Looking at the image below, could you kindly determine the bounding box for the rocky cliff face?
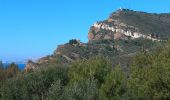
[89,22,160,41]
[88,9,170,41]
[25,9,170,70]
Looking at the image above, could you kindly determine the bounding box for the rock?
[88,32,95,40]
[25,60,37,72]
[104,35,112,40]
[114,33,123,40]
[25,9,170,71]
[108,18,113,22]
[62,55,74,62]
[87,9,170,41]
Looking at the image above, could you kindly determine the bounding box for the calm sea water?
[3,63,26,70]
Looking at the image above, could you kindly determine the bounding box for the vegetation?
[0,62,20,82]
[0,62,21,99]
[69,39,80,45]
[1,41,170,100]
[109,9,170,39]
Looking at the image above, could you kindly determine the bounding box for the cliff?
[88,9,170,41]
[25,9,170,70]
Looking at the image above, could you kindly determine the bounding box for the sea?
[3,63,26,70]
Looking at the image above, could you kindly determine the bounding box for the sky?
[0,0,170,62]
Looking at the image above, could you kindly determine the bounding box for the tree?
[5,62,20,79]
[128,44,170,99]
[65,57,112,100]
[99,65,127,100]
[68,56,112,86]
[64,77,99,100]
[0,61,3,70]
[0,78,24,100]
[0,61,5,84]
[69,39,80,45]
[46,80,64,100]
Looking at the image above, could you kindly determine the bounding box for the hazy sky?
[0,0,170,62]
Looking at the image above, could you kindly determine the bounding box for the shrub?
[5,63,20,79]
[64,77,99,100]
[99,65,127,100]
[68,56,112,85]
[0,66,69,100]
[128,44,170,99]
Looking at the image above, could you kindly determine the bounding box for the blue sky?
[0,0,170,62]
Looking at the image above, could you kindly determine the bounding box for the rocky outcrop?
[88,8,170,41]
[89,20,161,41]
[25,60,38,72]
[25,9,170,71]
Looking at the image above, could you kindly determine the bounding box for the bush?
[46,80,64,100]
[128,44,170,99]
[5,63,20,79]
[68,56,112,85]
[2,42,170,99]
[0,78,24,100]
[64,77,99,100]
[99,65,127,100]
[0,66,69,100]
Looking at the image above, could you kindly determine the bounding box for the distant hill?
[25,9,170,71]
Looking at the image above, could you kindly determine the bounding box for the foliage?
[0,61,5,81]
[68,57,112,85]
[0,61,3,70]
[45,57,112,100]
[99,65,127,100]
[128,44,170,99]
[69,39,80,45]
[0,66,68,100]
[5,63,20,79]
[1,42,170,99]
[0,62,20,91]
[63,77,99,100]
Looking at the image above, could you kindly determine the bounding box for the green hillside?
[1,9,170,100]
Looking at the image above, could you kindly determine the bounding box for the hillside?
[1,41,170,99]
[1,9,170,100]
[89,9,170,41]
[25,9,170,71]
